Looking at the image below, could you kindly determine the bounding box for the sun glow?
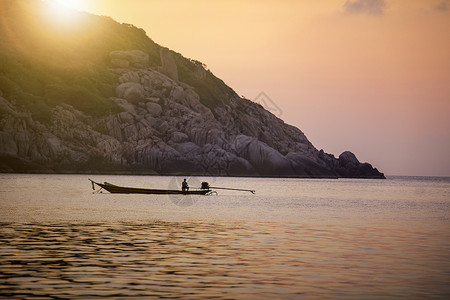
[44,0,87,25]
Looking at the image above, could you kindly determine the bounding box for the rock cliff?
[0,0,384,178]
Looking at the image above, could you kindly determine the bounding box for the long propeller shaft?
[209,186,255,194]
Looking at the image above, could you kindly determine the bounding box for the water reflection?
[1,221,449,299]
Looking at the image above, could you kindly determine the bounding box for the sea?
[0,174,449,299]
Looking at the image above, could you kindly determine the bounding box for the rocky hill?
[0,0,384,178]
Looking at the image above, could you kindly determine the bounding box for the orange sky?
[49,0,450,176]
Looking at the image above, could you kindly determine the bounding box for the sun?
[44,0,88,25]
[47,0,88,11]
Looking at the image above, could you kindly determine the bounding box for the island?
[0,0,384,179]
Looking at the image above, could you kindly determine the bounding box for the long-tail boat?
[88,179,255,195]
[89,179,211,195]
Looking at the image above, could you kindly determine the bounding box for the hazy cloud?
[435,1,449,12]
[343,0,387,16]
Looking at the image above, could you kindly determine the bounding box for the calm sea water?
[0,174,449,299]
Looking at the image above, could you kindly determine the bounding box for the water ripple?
[1,221,449,299]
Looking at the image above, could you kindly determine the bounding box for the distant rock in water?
[0,0,385,179]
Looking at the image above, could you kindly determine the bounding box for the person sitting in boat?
[182,178,189,192]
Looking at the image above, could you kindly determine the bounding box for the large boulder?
[116,82,144,103]
[336,151,385,178]
[119,71,140,83]
[145,102,162,117]
[339,151,360,167]
[110,50,149,69]
[232,135,294,176]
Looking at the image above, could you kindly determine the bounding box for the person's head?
[183,178,186,181]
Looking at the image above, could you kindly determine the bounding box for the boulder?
[170,86,185,103]
[144,115,158,127]
[158,121,169,134]
[119,71,140,83]
[136,119,154,140]
[110,50,149,69]
[336,151,385,178]
[184,89,210,114]
[145,102,162,117]
[170,131,189,143]
[116,82,144,103]
[339,151,360,167]
[127,50,149,68]
[188,126,223,146]
[110,98,136,114]
[232,135,294,176]
[117,112,134,124]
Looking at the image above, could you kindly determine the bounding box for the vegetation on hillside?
[173,53,236,108]
[0,0,158,121]
[0,0,237,123]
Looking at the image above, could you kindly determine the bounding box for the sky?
[48,0,450,176]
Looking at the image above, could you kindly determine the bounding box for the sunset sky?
[48,0,450,176]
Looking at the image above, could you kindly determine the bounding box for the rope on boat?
[88,178,103,193]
